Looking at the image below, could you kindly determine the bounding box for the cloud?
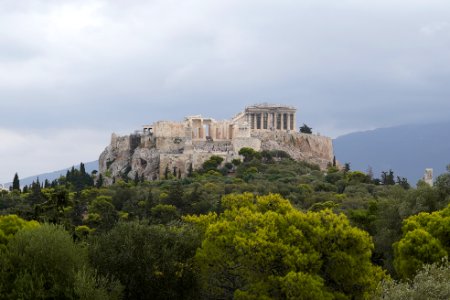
[0,128,109,183]
[420,22,450,36]
[1,0,450,176]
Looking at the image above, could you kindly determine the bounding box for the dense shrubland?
[1,151,450,299]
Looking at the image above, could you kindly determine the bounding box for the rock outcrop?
[99,131,334,184]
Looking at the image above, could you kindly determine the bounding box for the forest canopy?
[1,153,450,299]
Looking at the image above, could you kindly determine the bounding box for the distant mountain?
[2,161,99,189]
[333,122,450,184]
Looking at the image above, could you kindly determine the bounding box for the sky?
[1,0,450,182]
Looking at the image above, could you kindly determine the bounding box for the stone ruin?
[99,104,334,183]
[423,168,433,186]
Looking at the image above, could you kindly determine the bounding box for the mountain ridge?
[2,161,98,189]
[333,122,450,184]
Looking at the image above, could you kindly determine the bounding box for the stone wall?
[153,121,186,138]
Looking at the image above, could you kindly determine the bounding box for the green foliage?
[85,196,118,232]
[377,259,450,300]
[201,155,224,172]
[0,224,121,299]
[186,193,386,299]
[435,168,450,197]
[0,215,39,245]
[12,173,20,192]
[299,123,312,134]
[231,158,242,166]
[394,203,450,279]
[238,147,261,162]
[150,204,179,224]
[2,153,450,298]
[89,221,200,300]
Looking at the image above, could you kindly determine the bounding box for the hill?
[2,161,98,188]
[333,122,450,184]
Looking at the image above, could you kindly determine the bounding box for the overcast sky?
[1,0,450,182]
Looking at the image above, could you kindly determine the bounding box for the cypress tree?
[12,173,20,192]
[188,163,193,177]
[164,165,170,180]
[80,162,86,175]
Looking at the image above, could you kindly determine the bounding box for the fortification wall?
[153,121,186,138]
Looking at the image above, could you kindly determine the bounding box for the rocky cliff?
[99,131,334,184]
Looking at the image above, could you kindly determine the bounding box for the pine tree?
[12,173,20,192]
[344,163,351,173]
[299,124,313,134]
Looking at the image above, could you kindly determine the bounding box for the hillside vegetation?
[1,149,450,299]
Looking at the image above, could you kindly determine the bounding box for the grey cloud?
[1,0,450,136]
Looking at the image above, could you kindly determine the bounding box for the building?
[100,104,333,183]
[142,103,297,142]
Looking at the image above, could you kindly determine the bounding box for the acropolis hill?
[99,104,334,183]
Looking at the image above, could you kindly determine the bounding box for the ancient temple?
[243,104,296,131]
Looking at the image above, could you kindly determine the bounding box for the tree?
[435,166,450,196]
[299,124,312,134]
[377,259,450,299]
[96,174,104,188]
[164,165,170,180]
[238,147,260,162]
[187,163,193,177]
[396,176,410,189]
[381,170,395,185]
[344,162,351,173]
[202,155,224,172]
[80,162,86,175]
[89,222,200,300]
[134,172,139,185]
[44,179,50,188]
[185,193,386,299]
[12,173,20,192]
[150,204,179,224]
[0,215,39,245]
[85,196,119,232]
[393,203,450,279]
[0,224,122,299]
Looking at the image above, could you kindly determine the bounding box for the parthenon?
[245,104,296,131]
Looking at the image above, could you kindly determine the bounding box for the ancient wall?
[153,121,186,138]
[232,137,262,153]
